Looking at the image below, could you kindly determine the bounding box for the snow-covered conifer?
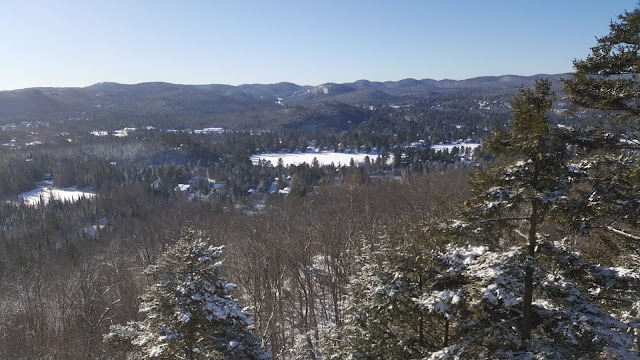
[422,79,640,357]
[421,241,640,359]
[324,222,640,358]
[104,225,270,360]
[467,79,571,342]
[323,226,461,359]
[561,7,640,244]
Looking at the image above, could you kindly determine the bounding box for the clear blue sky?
[0,0,637,90]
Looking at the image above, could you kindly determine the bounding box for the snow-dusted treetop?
[105,225,271,360]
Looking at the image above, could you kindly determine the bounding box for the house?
[175,184,191,192]
[42,173,54,181]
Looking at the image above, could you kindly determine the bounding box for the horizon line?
[0,72,574,92]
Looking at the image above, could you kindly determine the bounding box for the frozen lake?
[19,181,96,206]
[251,143,482,167]
[250,152,382,167]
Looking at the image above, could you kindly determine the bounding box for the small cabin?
[42,173,53,181]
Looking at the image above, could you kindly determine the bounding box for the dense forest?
[1,8,640,360]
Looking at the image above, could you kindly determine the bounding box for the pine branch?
[97,298,122,326]
[479,216,531,223]
[595,296,635,304]
[605,225,640,241]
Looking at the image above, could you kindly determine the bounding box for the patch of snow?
[415,290,462,318]
[568,160,593,174]
[19,185,96,206]
[557,124,574,131]
[177,311,192,323]
[194,127,224,134]
[482,282,521,307]
[176,184,190,192]
[149,345,164,357]
[113,128,136,137]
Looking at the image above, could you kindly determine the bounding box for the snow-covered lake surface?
[250,152,381,167]
[19,181,96,206]
[251,143,482,167]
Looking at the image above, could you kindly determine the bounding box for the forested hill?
[0,74,569,131]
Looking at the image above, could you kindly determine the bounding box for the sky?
[0,1,638,90]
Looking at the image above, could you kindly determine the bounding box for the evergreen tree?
[325,218,640,359]
[563,8,640,125]
[562,7,640,244]
[419,239,640,359]
[421,80,640,358]
[468,79,567,342]
[323,225,454,359]
[104,225,270,360]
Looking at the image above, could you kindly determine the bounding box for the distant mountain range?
[0,74,570,129]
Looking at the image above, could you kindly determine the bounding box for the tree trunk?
[418,273,424,347]
[521,153,542,346]
[444,317,449,347]
[522,197,538,344]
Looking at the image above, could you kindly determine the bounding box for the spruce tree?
[104,225,270,360]
[325,219,640,359]
[470,79,566,343]
[562,7,640,243]
[563,8,640,125]
[418,240,640,359]
[423,80,640,358]
[323,224,465,359]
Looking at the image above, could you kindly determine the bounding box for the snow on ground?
[194,127,224,134]
[113,128,137,137]
[19,182,96,206]
[250,152,381,167]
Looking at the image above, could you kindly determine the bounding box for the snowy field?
[250,152,382,167]
[19,182,96,206]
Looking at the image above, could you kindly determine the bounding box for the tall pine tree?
[562,7,640,244]
[470,79,566,343]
